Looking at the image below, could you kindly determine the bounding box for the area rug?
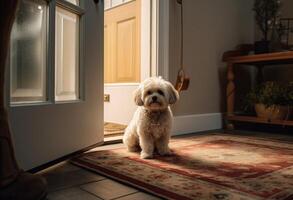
[71,134,293,200]
[104,122,126,137]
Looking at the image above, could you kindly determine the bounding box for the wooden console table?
[223,51,293,128]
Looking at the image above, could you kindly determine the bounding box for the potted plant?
[253,0,281,54]
[246,82,292,120]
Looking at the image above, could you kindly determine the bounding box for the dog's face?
[134,77,179,111]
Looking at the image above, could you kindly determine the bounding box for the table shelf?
[223,51,293,65]
[227,115,293,126]
[223,50,293,129]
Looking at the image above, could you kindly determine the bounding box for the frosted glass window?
[55,7,79,101]
[64,0,79,5]
[10,0,47,103]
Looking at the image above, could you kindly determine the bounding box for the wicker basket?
[255,104,291,120]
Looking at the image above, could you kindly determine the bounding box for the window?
[10,0,84,104]
[10,0,47,103]
[55,7,79,101]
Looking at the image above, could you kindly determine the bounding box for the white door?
[7,0,104,170]
[104,0,151,125]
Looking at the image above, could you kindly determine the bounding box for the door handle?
[93,0,99,4]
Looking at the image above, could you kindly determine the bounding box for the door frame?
[150,0,169,80]
[142,0,170,79]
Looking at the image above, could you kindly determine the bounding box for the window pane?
[55,7,79,101]
[10,0,47,103]
[64,0,79,5]
[112,0,123,7]
[104,0,111,10]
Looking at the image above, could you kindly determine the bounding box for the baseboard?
[172,113,223,136]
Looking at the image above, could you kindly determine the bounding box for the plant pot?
[254,104,291,120]
[254,40,270,54]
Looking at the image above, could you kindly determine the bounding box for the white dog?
[123,77,179,159]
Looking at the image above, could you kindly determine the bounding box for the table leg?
[226,63,235,129]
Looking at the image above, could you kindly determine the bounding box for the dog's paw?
[140,152,153,159]
[158,149,174,156]
[127,146,140,152]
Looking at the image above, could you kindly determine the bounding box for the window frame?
[9,0,85,106]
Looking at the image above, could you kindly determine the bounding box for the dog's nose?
[152,96,157,101]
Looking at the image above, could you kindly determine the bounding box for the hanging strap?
[175,0,189,92]
[179,0,183,71]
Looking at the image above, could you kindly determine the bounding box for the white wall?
[281,0,293,18]
[169,0,255,116]
[167,0,255,133]
[104,85,138,125]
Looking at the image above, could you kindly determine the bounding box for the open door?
[7,0,104,170]
[104,0,151,135]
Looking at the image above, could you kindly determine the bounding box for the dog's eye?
[147,91,152,95]
[157,90,164,96]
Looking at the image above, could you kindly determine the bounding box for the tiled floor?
[39,145,162,200]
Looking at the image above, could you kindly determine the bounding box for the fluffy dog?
[123,77,179,159]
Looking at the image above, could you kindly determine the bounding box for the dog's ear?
[166,82,179,104]
[134,87,144,106]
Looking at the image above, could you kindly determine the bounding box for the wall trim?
[172,113,223,136]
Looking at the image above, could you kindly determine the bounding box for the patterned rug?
[71,134,293,200]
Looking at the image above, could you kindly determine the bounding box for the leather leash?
[175,0,190,92]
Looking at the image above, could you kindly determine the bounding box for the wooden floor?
[40,157,162,200]
[40,130,293,200]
